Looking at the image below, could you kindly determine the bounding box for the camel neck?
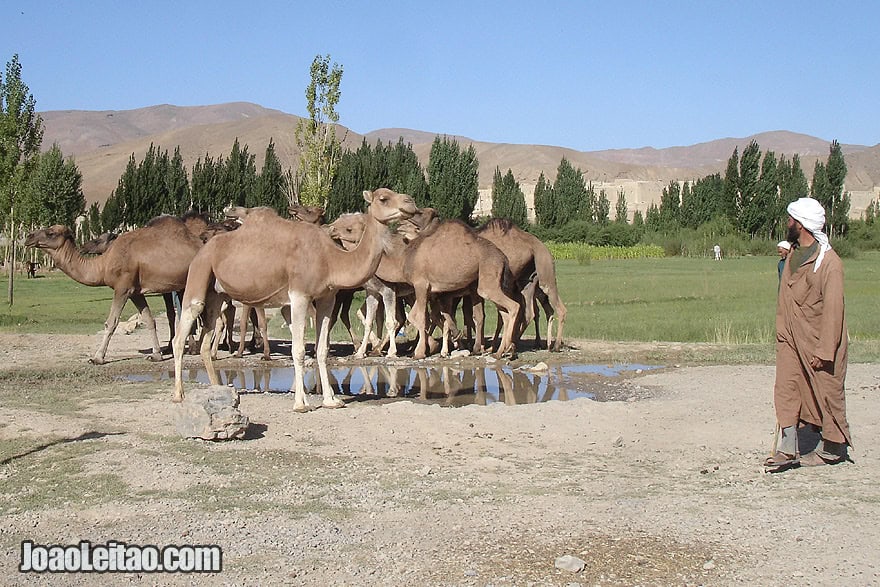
[331,213,387,290]
[51,238,106,286]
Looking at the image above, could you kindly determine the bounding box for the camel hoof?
[293,403,313,413]
[260,356,272,362]
[353,352,366,360]
[88,357,106,365]
[323,398,346,409]
[146,353,163,362]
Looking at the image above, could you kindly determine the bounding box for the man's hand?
[810,356,828,370]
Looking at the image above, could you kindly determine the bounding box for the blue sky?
[2,1,878,151]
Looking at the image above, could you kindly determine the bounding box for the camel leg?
[255,307,270,360]
[287,294,314,412]
[235,304,249,358]
[314,294,345,409]
[470,296,486,355]
[479,286,520,360]
[172,298,204,402]
[162,292,177,351]
[408,286,430,360]
[130,294,163,362]
[91,290,131,364]
[354,294,378,359]
[198,293,223,388]
[381,289,398,358]
[541,285,567,352]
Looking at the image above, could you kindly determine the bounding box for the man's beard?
[787,224,800,243]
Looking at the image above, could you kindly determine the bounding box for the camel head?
[288,203,326,225]
[24,225,75,251]
[326,213,366,251]
[398,206,440,242]
[363,188,417,224]
[224,205,279,225]
[199,219,239,243]
[80,232,118,254]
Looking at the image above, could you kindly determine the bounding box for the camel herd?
[24,188,567,411]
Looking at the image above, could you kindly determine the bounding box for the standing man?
[776,240,791,284]
[713,244,722,261]
[766,197,851,471]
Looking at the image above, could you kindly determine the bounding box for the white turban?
[787,197,831,271]
[776,240,791,250]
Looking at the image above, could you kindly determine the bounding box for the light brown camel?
[476,218,567,351]
[399,218,521,360]
[25,216,204,364]
[171,188,417,408]
[326,213,419,358]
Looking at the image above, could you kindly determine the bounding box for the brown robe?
[774,245,851,446]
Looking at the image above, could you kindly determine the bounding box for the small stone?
[702,560,716,570]
[612,436,624,448]
[528,361,549,372]
[174,386,249,440]
[555,554,586,572]
[450,350,471,358]
[464,569,477,577]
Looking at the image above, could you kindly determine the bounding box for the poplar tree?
[294,54,344,207]
[1,54,44,304]
[533,172,556,227]
[21,143,84,228]
[253,139,288,213]
[490,167,527,226]
[426,136,478,221]
[614,188,628,223]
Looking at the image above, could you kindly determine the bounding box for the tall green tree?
[293,54,344,207]
[614,187,628,223]
[223,138,257,208]
[736,140,762,235]
[426,136,479,221]
[824,140,850,237]
[490,167,528,226]
[20,143,84,229]
[595,187,611,225]
[721,146,740,219]
[533,171,557,227]
[191,153,225,215]
[553,157,586,225]
[1,54,44,304]
[252,139,288,213]
[659,180,681,231]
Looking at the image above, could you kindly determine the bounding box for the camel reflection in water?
[174,363,586,406]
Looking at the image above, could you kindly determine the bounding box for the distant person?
[713,244,722,261]
[776,240,791,284]
[765,197,851,472]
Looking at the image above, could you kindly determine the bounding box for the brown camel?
[25,216,204,364]
[399,218,521,360]
[171,188,417,408]
[476,218,567,351]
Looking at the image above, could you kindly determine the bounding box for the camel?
[398,218,521,360]
[25,215,204,364]
[476,218,567,351]
[171,188,418,409]
[326,213,418,358]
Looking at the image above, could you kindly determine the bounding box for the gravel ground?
[1,326,878,586]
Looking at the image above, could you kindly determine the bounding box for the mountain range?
[40,102,880,218]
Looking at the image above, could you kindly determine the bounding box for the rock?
[175,386,250,440]
[527,361,549,372]
[450,350,471,358]
[702,560,716,570]
[612,436,624,448]
[554,554,585,572]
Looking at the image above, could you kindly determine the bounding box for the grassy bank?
[3,251,878,361]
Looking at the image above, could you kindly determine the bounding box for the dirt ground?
[0,324,878,586]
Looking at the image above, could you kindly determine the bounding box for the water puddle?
[128,362,662,407]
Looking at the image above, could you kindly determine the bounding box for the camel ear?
[363,190,373,204]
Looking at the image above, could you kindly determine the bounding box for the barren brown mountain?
[40,102,880,216]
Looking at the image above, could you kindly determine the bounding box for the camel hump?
[479,217,517,235]
[146,214,185,228]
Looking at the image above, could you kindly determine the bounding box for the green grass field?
[3,252,878,361]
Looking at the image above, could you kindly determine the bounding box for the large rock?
[174,386,249,440]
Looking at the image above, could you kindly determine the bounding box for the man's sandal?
[799,451,845,467]
[764,451,799,471]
